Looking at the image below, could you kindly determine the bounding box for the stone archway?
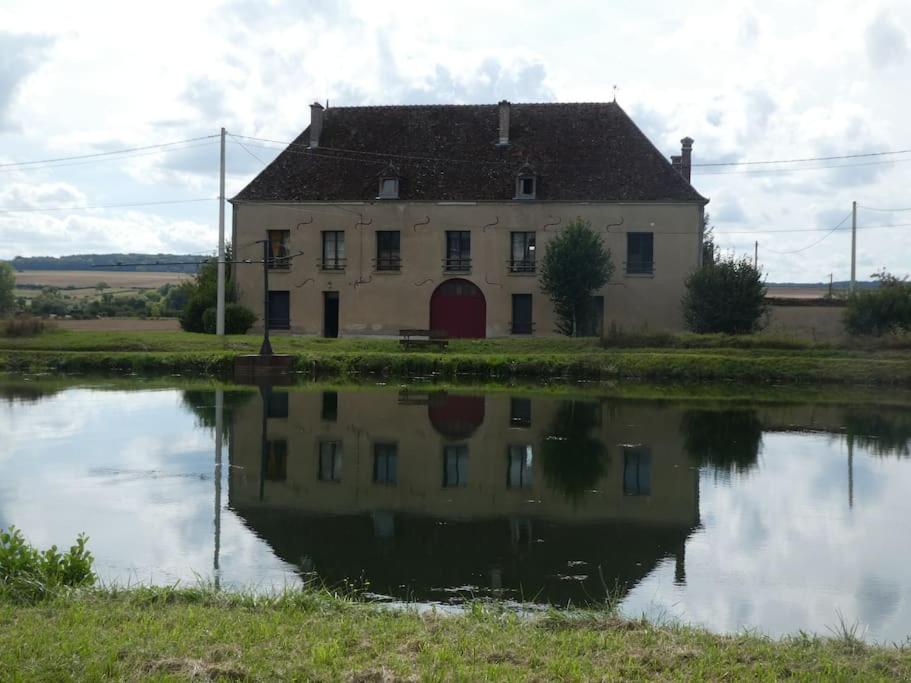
[429,278,486,339]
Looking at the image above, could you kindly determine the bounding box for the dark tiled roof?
[232,102,707,203]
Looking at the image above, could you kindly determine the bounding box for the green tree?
[178,245,256,334]
[701,212,717,266]
[682,256,768,334]
[843,270,911,336]
[539,219,613,336]
[0,262,14,317]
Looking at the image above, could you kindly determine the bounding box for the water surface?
[1,378,910,642]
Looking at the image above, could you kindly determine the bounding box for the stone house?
[230,101,708,337]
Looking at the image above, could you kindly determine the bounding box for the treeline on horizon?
[10,254,207,274]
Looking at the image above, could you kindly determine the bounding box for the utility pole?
[850,200,857,293]
[216,127,227,336]
[828,273,833,299]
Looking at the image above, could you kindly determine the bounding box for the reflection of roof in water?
[234,506,694,606]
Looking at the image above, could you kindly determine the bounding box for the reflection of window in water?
[321,392,338,422]
[265,439,287,481]
[373,442,398,485]
[443,445,469,487]
[510,397,531,428]
[266,391,288,419]
[372,511,395,540]
[510,518,533,548]
[318,440,343,482]
[507,444,534,489]
[623,446,651,495]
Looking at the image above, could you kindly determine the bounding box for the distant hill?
[769,280,878,290]
[10,254,208,274]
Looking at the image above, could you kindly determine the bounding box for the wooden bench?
[399,328,449,351]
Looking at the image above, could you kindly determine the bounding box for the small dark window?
[443,445,469,487]
[376,231,401,271]
[321,391,338,422]
[445,231,471,271]
[265,439,287,481]
[623,447,651,495]
[507,444,533,489]
[318,440,342,482]
[516,176,536,199]
[267,230,291,269]
[373,443,398,485]
[511,294,533,334]
[626,232,654,274]
[509,232,536,272]
[510,397,531,427]
[378,177,399,199]
[321,231,346,271]
[265,390,288,419]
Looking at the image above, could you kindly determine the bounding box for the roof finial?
[612,85,618,103]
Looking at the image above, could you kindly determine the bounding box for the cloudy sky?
[1,0,909,281]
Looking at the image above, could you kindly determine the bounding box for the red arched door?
[430,279,486,339]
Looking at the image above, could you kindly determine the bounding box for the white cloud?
[866,12,908,68]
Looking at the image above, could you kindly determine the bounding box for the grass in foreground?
[1,587,909,681]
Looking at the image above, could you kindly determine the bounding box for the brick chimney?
[679,137,694,182]
[497,100,511,146]
[309,101,324,149]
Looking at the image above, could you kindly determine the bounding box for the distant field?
[14,270,191,289]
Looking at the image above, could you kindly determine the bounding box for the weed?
[0,526,95,602]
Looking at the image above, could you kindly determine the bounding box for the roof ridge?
[325,101,622,110]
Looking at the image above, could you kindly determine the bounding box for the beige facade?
[232,199,705,337]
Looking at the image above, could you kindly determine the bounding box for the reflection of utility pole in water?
[214,389,224,590]
[847,433,854,510]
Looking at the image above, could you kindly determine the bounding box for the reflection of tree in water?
[540,401,608,500]
[843,409,911,457]
[181,389,255,442]
[681,409,762,476]
[0,383,60,404]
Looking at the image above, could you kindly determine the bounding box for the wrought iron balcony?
[318,257,347,272]
[373,255,402,272]
[508,258,536,274]
[625,259,655,275]
[443,257,471,272]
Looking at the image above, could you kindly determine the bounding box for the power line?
[859,204,911,212]
[692,148,911,167]
[0,135,220,169]
[0,197,216,213]
[229,137,270,167]
[762,212,853,255]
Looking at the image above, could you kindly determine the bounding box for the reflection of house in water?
[228,389,701,605]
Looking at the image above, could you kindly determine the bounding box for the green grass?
[1,589,909,681]
[2,330,911,385]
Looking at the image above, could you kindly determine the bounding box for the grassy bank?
[2,588,909,681]
[2,330,911,385]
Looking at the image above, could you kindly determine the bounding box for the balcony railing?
[374,255,402,272]
[508,258,536,274]
[318,257,347,272]
[443,257,471,272]
[625,259,655,275]
[267,251,291,270]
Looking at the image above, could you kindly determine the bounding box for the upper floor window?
[509,231,536,272]
[444,231,471,272]
[626,232,654,275]
[378,177,399,199]
[321,231,346,271]
[375,231,401,271]
[267,229,290,269]
[443,445,469,487]
[623,446,651,496]
[318,440,343,482]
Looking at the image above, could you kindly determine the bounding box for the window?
[265,390,288,419]
[626,232,654,275]
[510,397,531,428]
[375,231,401,271]
[507,444,534,489]
[378,177,399,199]
[444,231,471,271]
[442,445,469,487]
[373,443,398,485]
[516,175,536,199]
[623,446,652,496]
[321,391,338,422]
[321,231,346,271]
[318,440,343,482]
[265,439,287,481]
[267,229,290,269]
[511,294,533,334]
[509,232,536,272]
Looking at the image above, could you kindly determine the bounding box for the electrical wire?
[0,135,220,169]
[762,212,853,255]
[230,137,272,167]
[860,205,911,212]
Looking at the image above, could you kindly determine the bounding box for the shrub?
[0,261,14,317]
[0,526,95,602]
[202,303,257,334]
[844,271,911,336]
[683,257,768,334]
[1,315,53,337]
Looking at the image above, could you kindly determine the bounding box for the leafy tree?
[843,270,911,336]
[701,212,717,266]
[0,262,14,317]
[179,245,256,334]
[539,219,613,336]
[682,256,768,334]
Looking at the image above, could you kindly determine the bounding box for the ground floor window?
[507,444,534,489]
[443,445,469,487]
[373,443,398,485]
[318,440,343,482]
[511,293,533,334]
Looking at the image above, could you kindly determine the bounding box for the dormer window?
[514,163,537,200]
[377,163,400,199]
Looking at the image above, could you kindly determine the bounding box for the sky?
[1,0,909,282]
